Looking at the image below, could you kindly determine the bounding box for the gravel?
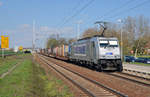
[46,56,150,97]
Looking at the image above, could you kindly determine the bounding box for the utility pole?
[76,20,82,40]
[1,32,4,58]
[1,32,8,58]
[134,39,140,58]
[120,26,123,60]
[2,47,4,58]
[117,19,123,60]
[32,20,35,52]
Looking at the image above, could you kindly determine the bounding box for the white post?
[77,23,80,39]
[121,28,123,60]
[1,32,5,58]
[117,19,123,61]
[2,48,4,58]
[76,20,82,40]
[32,20,35,52]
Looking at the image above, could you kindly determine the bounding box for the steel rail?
[39,55,96,97]
[107,73,150,87]
[40,54,128,97]
[120,72,150,81]
[124,69,150,76]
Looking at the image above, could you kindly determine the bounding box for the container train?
[40,36,123,72]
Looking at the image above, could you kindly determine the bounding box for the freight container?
[53,45,69,59]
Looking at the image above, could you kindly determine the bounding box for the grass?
[0,50,15,55]
[29,60,73,97]
[0,50,23,56]
[0,57,32,97]
[124,55,150,57]
[124,62,150,66]
[0,54,73,97]
[136,55,150,58]
[0,55,21,76]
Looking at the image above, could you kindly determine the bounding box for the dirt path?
[0,61,22,79]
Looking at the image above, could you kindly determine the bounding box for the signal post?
[1,35,9,58]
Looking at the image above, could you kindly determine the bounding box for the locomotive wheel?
[117,65,123,72]
[96,65,102,72]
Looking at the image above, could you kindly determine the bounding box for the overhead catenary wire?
[57,0,149,38]
[56,0,85,27]
[83,0,138,29]
[98,0,137,20]
[84,0,150,30]
[58,0,95,28]
[107,0,150,19]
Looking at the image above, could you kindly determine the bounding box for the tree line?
[46,15,150,56]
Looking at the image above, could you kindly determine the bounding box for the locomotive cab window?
[99,40,118,47]
[99,40,109,47]
[109,40,118,47]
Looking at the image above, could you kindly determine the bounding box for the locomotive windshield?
[99,40,109,47]
[99,40,118,47]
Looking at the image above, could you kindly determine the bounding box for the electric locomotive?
[69,36,123,71]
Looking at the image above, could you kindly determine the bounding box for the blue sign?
[74,45,86,54]
[106,52,113,55]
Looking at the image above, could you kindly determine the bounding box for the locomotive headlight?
[100,55,106,59]
[115,55,120,58]
[102,56,105,58]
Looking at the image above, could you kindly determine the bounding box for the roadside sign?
[1,36,9,48]
[19,46,23,51]
[130,50,134,54]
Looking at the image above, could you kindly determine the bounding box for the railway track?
[123,69,150,79]
[50,54,150,87]
[121,71,150,80]
[39,54,150,97]
[106,72,150,87]
[39,54,127,97]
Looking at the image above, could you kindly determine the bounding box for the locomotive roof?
[77,36,118,41]
[70,36,118,45]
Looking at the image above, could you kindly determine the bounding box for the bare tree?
[81,15,150,56]
[134,15,150,57]
[82,27,98,38]
[46,38,59,49]
[68,38,76,44]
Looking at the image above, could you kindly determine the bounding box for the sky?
[0,0,150,48]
